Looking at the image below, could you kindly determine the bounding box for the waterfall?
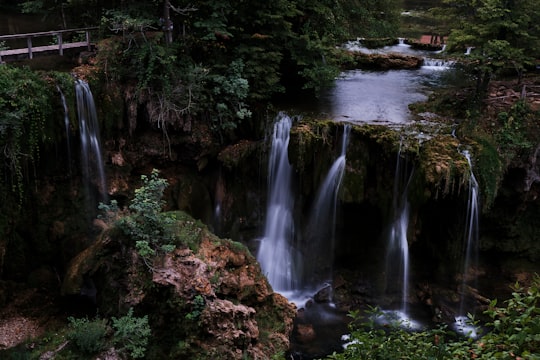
[75,79,107,202]
[385,141,413,314]
[257,113,297,293]
[304,124,351,288]
[212,170,225,236]
[452,150,480,338]
[422,58,455,70]
[459,150,480,315]
[57,85,72,175]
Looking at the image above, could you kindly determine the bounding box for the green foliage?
[67,316,108,354]
[112,169,176,267]
[93,0,403,142]
[209,59,252,138]
[478,277,540,358]
[327,276,540,359]
[0,65,54,202]
[436,0,540,90]
[111,308,151,359]
[496,100,533,160]
[474,136,503,210]
[185,294,206,321]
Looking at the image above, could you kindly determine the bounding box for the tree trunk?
[163,0,173,45]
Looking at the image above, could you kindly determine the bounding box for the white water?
[257,113,297,292]
[75,79,107,201]
[385,141,413,313]
[57,85,72,175]
[304,124,351,288]
[459,150,480,315]
[449,150,481,339]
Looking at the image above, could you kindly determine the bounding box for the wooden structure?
[0,27,98,62]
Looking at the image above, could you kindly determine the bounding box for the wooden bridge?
[0,27,98,63]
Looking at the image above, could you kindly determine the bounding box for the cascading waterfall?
[454,150,480,337]
[385,140,413,314]
[75,79,107,202]
[57,85,72,175]
[304,124,351,288]
[257,113,297,293]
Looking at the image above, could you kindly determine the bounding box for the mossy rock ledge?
[287,118,471,206]
[61,212,296,359]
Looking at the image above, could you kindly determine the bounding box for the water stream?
[385,141,413,314]
[57,85,72,175]
[303,124,351,290]
[453,149,480,338]
[75,79,107,203]
[257,113,297,293]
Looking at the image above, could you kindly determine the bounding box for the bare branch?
[169,3,198,15]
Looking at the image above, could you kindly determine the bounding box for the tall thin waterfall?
[57,85,72,175]
[385,141,413,313]
[75,79,107,202]
[304,124,351,288]
[459,150,480,315]
[257,113,297,292]
[452,150,480,338]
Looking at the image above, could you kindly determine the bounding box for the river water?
[280,42,452,125]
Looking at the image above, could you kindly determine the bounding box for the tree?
[439,0,540,91]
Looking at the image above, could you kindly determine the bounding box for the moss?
[471,136,504,210]
[217,140,260,169]
[416,134,471,200]
[167,211,205,253]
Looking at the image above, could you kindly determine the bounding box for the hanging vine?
[0,66,55,203]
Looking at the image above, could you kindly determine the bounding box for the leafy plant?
[101,169,176,268]
[209,58,251,141]
[496,100,533,160]
[111,308,151,359]
[185,294,206,321]
[0,66,53,202]
[327,276,540,359]
[67,316,108,354]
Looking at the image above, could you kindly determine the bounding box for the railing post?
[27,37,33,59]
[85,30,91,51]
[58,33,63,55]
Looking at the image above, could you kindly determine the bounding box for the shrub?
[67,316,108,354]
[112,308,151,359]
[100,169,176,269]
[328,275,540,359]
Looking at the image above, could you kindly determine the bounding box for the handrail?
[0,27,98,41]
[0,27,99,62]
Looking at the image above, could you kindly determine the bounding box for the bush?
[328,275,540,359]
[100,169,176,269]
[112,308,151,359]
[67,316,108,354]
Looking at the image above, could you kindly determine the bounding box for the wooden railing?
[0,27,98,62]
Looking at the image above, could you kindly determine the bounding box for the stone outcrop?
[61,213,296,359]
[342,50,424,70]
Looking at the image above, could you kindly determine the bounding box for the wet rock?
[295,323,316,343]
[314,284,332,303]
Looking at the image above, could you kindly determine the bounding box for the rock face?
[62,215,296,359]
[343,50,424,70]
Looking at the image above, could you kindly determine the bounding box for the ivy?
[0,66,54,202]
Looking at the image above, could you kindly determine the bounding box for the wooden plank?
[0,27,98,41]
[0,42,91,57]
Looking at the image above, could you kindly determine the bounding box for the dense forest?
[1,0,540,359]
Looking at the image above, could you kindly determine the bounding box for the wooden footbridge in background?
[0,27,98,63]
